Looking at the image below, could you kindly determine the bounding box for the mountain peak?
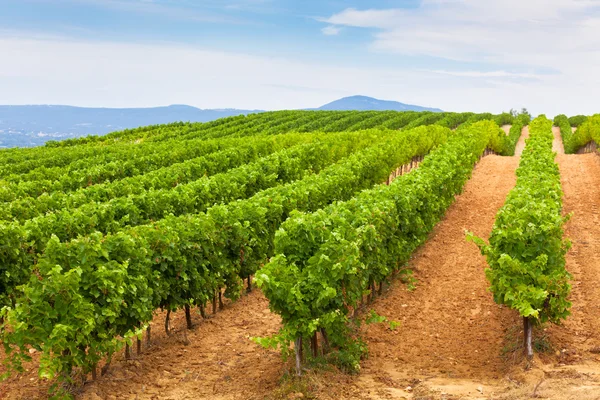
[317,95,442,112]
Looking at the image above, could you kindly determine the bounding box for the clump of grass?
[399,269,418,291]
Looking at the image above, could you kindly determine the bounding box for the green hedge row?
[257,120,508,373]
[470,116,571,357]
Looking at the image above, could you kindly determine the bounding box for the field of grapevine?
[2,110,600,399]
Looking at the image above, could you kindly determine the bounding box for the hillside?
[0,96,442,147]
[3,111,600,400]
[317,95,442,112]
[0,105,261,147]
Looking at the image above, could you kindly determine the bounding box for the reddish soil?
[545,153,600,369]
[1,291,286,400]
[501,125,511,135]
[552,126,566,154]
[329,154,521,399]
[6,133,600,400]
[362,155,520,376]
[514,125,529,156]
[80,292,284,400]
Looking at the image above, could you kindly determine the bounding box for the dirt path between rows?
[535,153,600,396]
[514,126,529,156]
[77,292,284,400]
[553,126,566,154]
[330,154,521,399]
[324,134,600,400]
[8,131,600,400]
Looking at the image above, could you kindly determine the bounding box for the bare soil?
[501,125,511,135]
[314,143,600,400]
[1,291,286,400]
[514,126,529,156]
[322,154,521,399]
[552,126,566,154]
[80,291,285,400]
[5,134,600,400]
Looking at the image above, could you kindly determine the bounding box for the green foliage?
[364,310,387,325]
[364,310,400,331]
[258,120,505,372]
[0,133,312,220]
[568,115,588,127]
[554,114,576,153]
[435,112,475,129]
[400,270,418,292]
[469,116,571,331]
[0,132,380,310]
[561,115,600,153]
[500,114,529,156]
[388,320,401,331]
[0,110,522,394]
[494,112,515,126]
[1,123,452,391]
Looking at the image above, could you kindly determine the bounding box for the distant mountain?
[0,96,441,148]
[0,105,262,147]
[317,95,442,112]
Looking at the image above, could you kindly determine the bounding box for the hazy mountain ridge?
[0,105,261,147]
[316,95,442,112]
[0,96,441,147]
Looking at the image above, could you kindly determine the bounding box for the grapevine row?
[470,115,571,358]
[555,114,600,154]
[1,125,450,394]
[0,133,312,220]
[0,111,404,187]
[256,120,510,374]
[0,131,382,306]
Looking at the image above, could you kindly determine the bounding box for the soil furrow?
[550,153,600,360]
[339,154,521,399]
[79,292,283,400]
[514,125,530,156]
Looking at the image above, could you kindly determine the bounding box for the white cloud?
[321,25,342,36]
[316,1,600,116]
[0,33,598,116]
[0,36,425,110]
[424,70,543,79]
[323,2,600,69]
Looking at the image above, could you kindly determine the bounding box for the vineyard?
[2,110,600,399]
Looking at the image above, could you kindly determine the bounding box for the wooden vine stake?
[295,335,303,376]
[165,309,171,336]
[212,292,217,314]
[310,332,319,358]
[185,304,193,329]
[146,326,151,346]
[125,343,131,360]
[320,328,330,353]
[137,338,142,355]
[524,317,533,359]
[219,290,224,310]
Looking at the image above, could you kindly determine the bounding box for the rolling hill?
[0,96,442,147]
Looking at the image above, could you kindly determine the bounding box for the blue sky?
[2,0,600,115]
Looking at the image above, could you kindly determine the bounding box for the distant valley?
[0,96,441,147]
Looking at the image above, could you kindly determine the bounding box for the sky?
[2,0,600,115]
